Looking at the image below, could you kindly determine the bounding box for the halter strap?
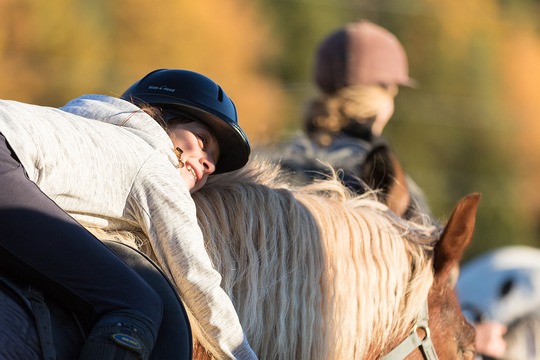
[381,301,438,360]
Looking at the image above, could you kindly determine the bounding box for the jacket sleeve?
[125,153,257,359]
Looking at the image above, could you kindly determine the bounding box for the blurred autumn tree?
[0,0,286,142]
[383,0,540,258]
[378,0,534,258]
[2,0,540,260]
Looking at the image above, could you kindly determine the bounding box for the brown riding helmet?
[314,20,415,94]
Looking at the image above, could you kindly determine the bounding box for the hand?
[475,321,507,358]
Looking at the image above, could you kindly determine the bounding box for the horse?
[456,246,540,359]
[189,158,478,359]
[0,158,478,359]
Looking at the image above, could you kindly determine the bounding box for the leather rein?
[381,301,439,360]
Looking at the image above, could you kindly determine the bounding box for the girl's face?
[371,85,397,137]
[168,121,220,192]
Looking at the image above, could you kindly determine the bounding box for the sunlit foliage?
[2,0,540,258]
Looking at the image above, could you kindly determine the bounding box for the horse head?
[428,193,479,360]
[381,193,480,360]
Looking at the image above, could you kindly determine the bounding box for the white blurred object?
[457,246,540,324]
[457,246,540,360]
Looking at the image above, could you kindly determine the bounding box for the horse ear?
[361,143,411,217]
[433,193,481,281]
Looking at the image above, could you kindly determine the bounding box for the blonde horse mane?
[86,157,440,359]
[191,157,439,359]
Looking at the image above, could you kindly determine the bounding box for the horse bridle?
[381,301,439,360]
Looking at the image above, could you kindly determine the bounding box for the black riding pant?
[0,132,162,335]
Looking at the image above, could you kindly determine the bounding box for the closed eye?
[196,133,209,150]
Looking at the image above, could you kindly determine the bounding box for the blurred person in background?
[274,19,431,218]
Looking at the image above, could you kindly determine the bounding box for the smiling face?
[168,121,220,192]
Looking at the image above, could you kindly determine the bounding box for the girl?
[0,69,256,359]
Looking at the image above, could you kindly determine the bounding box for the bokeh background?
[2,0,540,261]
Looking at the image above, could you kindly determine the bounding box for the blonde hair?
[304,84,397,145]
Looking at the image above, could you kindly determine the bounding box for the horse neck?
[194,162,435,359]
[296,191,434,357]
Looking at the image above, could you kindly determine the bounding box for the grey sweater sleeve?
[126,155,258,359]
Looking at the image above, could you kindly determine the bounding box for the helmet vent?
[217,86,224,102]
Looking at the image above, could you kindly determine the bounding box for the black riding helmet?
[121,69,250,174]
